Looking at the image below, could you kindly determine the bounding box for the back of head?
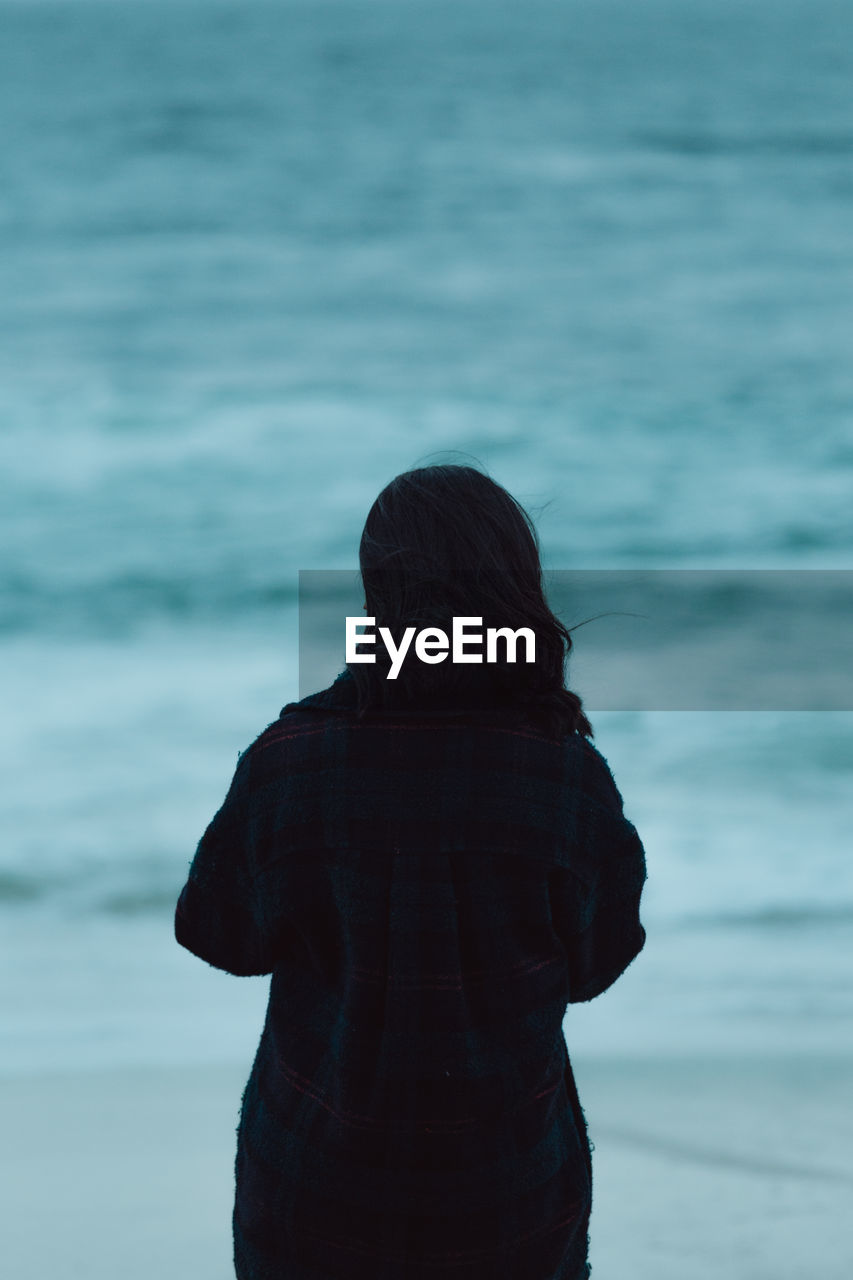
[353,464,593,740]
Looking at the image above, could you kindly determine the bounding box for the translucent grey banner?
[298,569,853,710]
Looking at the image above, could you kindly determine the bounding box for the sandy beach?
[576,1054,853,1280]
[2,1052,850,1280]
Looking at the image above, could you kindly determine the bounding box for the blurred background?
[1,1,851,1275]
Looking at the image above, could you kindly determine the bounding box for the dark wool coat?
[174,668,647,1280]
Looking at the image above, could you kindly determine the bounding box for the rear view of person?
[175,463,648,1279]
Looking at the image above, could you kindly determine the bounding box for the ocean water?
[1,0,851,1071]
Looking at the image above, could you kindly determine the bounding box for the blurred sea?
[1,0,851,1071]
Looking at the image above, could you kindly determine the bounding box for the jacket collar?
[280,668,358,718]
[280,666,522,723]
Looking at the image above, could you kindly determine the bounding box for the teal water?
[1,0,851,1068]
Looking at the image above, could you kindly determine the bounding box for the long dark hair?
[350,464,593,740]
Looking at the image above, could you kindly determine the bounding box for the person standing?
[175,463,647,1279]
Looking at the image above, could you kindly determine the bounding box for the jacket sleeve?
[174,744,277,976]
[549,740,647,1004]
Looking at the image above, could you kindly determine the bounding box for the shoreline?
[2,1053,850,1279]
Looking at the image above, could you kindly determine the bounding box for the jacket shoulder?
[575,736,631,816]
[240,708,324,762]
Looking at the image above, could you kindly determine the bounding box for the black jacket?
[175,668,647,1280]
